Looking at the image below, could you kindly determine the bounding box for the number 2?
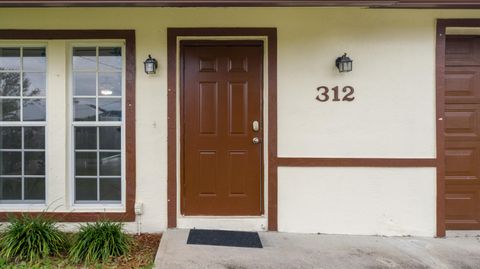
[342,86,355,101]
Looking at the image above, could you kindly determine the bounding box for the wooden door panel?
[445,187,480,229]
[228,150,248,196]
[199,82,218,135]
[445,67,480,104]
[445,142,480,182]
[445,36,480,229]
[228,82,248,135]
[198,151,218,196]
[446,36,480,66]
[181,41,263,216]
[445,104,480,140]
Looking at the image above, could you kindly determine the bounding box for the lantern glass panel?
[145,62,155,74]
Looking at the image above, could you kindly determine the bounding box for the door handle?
[252,137,261,144]
[252,120,260,132]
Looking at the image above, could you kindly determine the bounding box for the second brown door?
[181,41,263,216]
[445,35,480,229]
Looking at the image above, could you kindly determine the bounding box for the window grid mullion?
[96,126,100,201]
[20,127,24,200]
[19,47,23,122]
[96,46,99,123]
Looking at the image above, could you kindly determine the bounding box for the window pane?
[100,152,121,176]
[75,178,97,201]
[98,72,121,96]
[75,152,97,176]
[23,99,46,121]
[99,47,121,71]
[23,48,46,71]
[0,99,20,121]
[75,127,97,150]
[0,178,21,200]
[0,72,21,96]
[0,48,20,70]
[98,98,121,121]
[0,127,21,149]
[24,127,45,149]
[24,177,45,200]
[99,126,121,150]
[24,152,45,175]
[0,152,21,175]
[23,72,46,96]
[99,178,121,201]
[73,47,96,70]
[73,72,96,96]
[73,98,96,121]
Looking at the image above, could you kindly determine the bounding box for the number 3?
[316,86,329,102]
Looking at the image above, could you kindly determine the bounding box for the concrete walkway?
[154,229,480,269]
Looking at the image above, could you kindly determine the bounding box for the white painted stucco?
[278,167,436,236]
[0,7,479,235]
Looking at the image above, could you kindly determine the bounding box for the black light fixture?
[144,55,158,74]
[335,53,353,73]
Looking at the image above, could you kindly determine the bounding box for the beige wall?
[0,7,480,235]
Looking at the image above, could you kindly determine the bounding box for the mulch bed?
[2,233,162,269]
[108,233,162,269]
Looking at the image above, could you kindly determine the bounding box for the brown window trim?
[0,30,136,222]
[167,28,278,230]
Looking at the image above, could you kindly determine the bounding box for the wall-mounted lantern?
[335,53,353,73]
[144,55,158,74]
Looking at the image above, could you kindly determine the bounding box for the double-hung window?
[0,46,47,203]
[71,45,124,205]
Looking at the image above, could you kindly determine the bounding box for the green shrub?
[69,221,131,264]
[0,215,67,262]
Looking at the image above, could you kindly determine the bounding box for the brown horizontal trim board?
[0,30,136,222]
[0,212,134,222]
[0,0,478,8]
[277,158,437,167]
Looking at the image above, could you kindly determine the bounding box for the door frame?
[167,28,277,230]
[436,19,480,237]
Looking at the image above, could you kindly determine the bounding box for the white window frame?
[0,42,48,206]
[67,41,126,209]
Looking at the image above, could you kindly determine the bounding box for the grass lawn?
[0,233,162,269]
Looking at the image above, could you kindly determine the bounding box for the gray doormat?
[187,229,263,248]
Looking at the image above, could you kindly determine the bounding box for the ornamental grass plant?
[69,220,132,264]
[0,215,67,263]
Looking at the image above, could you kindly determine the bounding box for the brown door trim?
[167,28,277,230]
[435,19,480,237]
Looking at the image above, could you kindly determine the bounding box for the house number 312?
[316,86,355,102]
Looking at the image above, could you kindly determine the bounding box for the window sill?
[69,204,125,213]
[0,204,46,211]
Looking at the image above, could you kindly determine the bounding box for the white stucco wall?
[278,167,437,236]
[0,7,479,235]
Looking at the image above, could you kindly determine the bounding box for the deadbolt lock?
[252,120,260,132]
[252,137,261,144]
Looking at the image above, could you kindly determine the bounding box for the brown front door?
[181,41,263,216]
[445,35,480,229]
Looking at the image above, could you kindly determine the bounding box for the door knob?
[252,137,260,144]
